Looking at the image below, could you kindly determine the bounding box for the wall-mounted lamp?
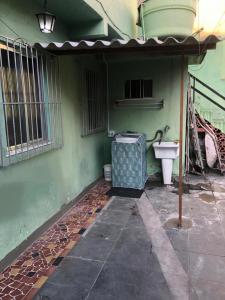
[36,0,56,33]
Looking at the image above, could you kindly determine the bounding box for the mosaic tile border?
[0,180,110,300]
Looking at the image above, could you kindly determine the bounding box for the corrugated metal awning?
[33,36,219,56]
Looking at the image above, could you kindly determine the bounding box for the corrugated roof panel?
[33,36,219,55]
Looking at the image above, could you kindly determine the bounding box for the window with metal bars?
[125,79,153,99]
[0,37,63,166]
[82,69,106,136]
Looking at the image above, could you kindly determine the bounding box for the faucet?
[146,125,170,144]
[159,125,170,144]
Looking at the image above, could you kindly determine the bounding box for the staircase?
[189,73,225,133]
[187,74,225,174]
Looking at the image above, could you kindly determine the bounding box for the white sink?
[116,137,138,143]
[153,142,179,159]
[153,142,179,185]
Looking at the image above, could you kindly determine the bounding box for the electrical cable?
[190,7,225,72]
[0,18,21,38]
[94,0,132,39]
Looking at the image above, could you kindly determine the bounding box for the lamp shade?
[36,12,56,33]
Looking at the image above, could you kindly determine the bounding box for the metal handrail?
[191,86,225,112]
[189,73,225,102]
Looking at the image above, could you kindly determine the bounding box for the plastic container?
[104,164,112,182]
[142,0,196,39]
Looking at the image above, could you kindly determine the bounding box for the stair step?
[197,128,205,133]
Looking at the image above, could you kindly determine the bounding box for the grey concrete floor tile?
[68,236,115,262]
[190,280,225,300]
[189,197,218,220]
[219,213,225,231]
[189,219,225,256]
[125,207,145,228]
[87,261,172,300]
[85,222,123,241]
[87,281,138,300]
[34,282,88,300]
[150,247,189,275]
[189,233,225,256]
[136,284,173,300]
[190,252,225,284]
[191,217,222,233]
[107,227,152,268]
[47,257,103,288]
[165,228,189,252]
[107,197,136,211]
[96,209,131,226]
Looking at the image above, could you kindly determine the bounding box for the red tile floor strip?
[0,180,111,300]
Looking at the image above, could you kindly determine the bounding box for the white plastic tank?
[142,0,197,39]
[104,164,112,182]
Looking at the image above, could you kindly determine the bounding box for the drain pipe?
[140,3,146,41]
[178,56,185,228]
[103,54,110,135]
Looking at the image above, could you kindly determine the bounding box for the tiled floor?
[0,180,110,300]
[1,174,225,300]
[35,174,225,300]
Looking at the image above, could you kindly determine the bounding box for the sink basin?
[116,137,138,143]
[153,142,179,185]
[153,142,179,159]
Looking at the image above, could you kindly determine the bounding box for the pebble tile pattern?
[0,180,110,300]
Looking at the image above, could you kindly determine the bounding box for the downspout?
[140,3,146,40]
[103,54,110,135]
[178,55,185,228]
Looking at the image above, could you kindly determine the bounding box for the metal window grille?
[82,69,106,136]
[0,37,63,167]
[125,79,153,99]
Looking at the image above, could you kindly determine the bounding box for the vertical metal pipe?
[6,39,17,156]
[50,58,56,146]
[129,80,131,99]
[45,57,52,146]
[58,57,63,146]
[30,46,40,150]
[0,45,9,165]
[54,57,59,146]
[40,55,47,141]
[13,41,23,155]
[20,42,30,157]
[35,49,45,153]
[178,56,185,228]
[140,4,146,41]
[193,77,195,104]
[186,85,189,174]
[25,45,35,151]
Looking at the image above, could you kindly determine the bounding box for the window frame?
[124,78,153,100]
[0,38,63,167]
[81,68,106,137]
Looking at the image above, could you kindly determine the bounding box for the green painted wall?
[189,40,225,132]
[0,0,110,261]
[107,56,187,175]
[0,0,138,42]
[0,0,68,43]
[0,54,107,261]
[85,0,138,39]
